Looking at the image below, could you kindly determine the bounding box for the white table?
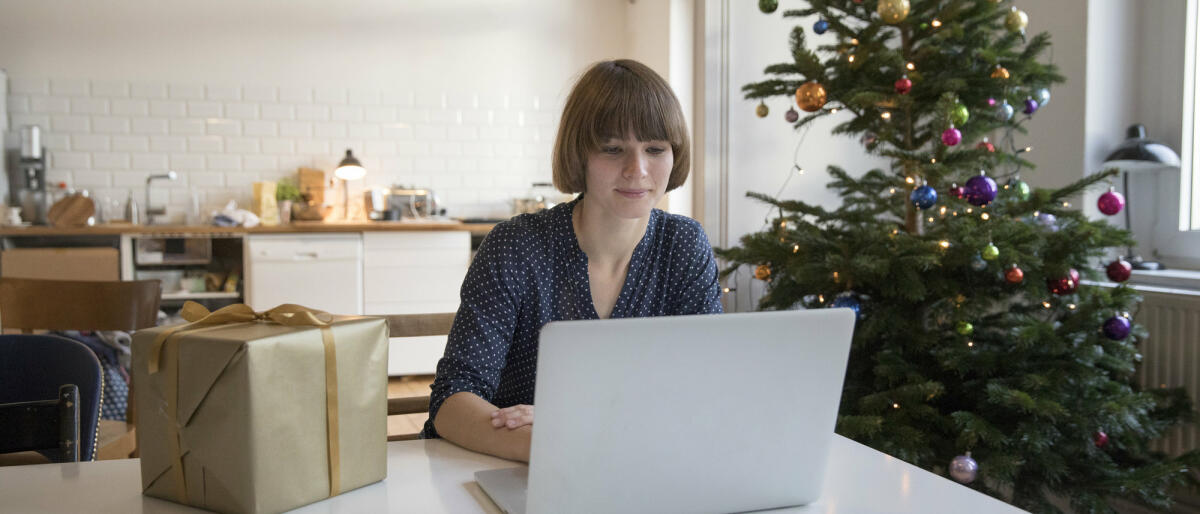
[0,436,1025,513]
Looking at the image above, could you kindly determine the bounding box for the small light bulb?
[931,158,937,164]
[797,167,806,175]
[952,211,958,216]
[851,38,859,45]
[928,217,934,223]
[892,403,900,409]
[939,206,947,215]
[1067,304,1077,310]
[931,19,942,28]
[966,208,974,214]
[1033,210,1041,217]
[1024,146,1033,153]
[938,240,950,249]
[981,213,990,220]
[818,295,825,303]
[849,54,856,63]
[780,220,787,228]
[881,112,892,120]
[1043,301,1052,309]
[832,271,840,281]
[967,341,975,347]
[906,62,916,70]
[722,287,731,293]
[829,108,840,114]
[1062,202,1071,208]
[906,176,915,184]
[793,244,800,253]
[889,187,897,194]
[891,228,900,235]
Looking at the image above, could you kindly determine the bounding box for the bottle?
[124,190,141,225]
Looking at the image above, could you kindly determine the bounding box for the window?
[1185,0,1200,229]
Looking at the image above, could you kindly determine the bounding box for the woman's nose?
[622,153,649,178]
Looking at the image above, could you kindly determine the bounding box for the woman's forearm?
[432,391,532,462]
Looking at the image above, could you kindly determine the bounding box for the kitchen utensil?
[47,194,96,227]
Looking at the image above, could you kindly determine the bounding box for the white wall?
[0,0,630,220]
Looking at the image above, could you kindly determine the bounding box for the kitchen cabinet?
[364,231,469,376]
[244,233,363,315]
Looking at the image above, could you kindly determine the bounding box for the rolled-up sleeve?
[423,225,528,437]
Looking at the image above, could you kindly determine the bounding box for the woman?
[422,59,722,461]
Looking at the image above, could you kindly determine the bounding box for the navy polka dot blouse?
[421,196,723,438]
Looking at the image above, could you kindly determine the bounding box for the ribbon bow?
[147,300,344,504]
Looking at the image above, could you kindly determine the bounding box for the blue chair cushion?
[0,335,103,460]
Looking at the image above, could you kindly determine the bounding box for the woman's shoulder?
[653,210,710,246]
[481,202,573,251]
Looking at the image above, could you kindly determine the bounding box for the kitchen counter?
[0,220,497,237]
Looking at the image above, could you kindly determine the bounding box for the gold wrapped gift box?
[132,302,389,514]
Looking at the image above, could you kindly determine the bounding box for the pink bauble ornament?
[895,76,913,95]
[1098,189,1125,215]
[1094,430,1109,448]
[942,127,962,146]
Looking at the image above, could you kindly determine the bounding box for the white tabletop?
[0,435,1024,513]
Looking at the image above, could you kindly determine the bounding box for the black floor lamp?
[1102,124,1181,271]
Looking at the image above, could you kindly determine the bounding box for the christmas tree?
[719,1,1200,512]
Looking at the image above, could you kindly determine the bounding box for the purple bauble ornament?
[949,453,979,484]
[785,107,799,123]
[1098,189,1125,215]
[964,173,998,206]
[1035,212,1059,232]
[1023,97,1040,114]
[942,127,962,146]
[987,97,997,106]
[1103,315,1132,340]
[1106,259,1132,282]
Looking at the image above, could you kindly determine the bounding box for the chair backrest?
[383,312,455,441]
[0,384,81,462]
[0,278,162,332]
[0,335,103,460]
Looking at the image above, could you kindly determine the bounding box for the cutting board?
[47,194,96,227]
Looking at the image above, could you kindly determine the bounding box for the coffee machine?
[7,125,48,225]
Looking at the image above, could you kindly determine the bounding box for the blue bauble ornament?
[1023,97,1040,115]
[1035,87,1051,107]
[814,19,830,35]
[1103,315,1132,340]
[995,100,1015,121]
[950,453,979,484]
[970,255,989,271]
[829,293,862,320]
[909,185,938,210]
[964,173,998,206]
[1035,212,1060,232]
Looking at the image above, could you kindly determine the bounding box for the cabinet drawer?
[363,249,470,269]
[363,231,469,250]
[365,268,462,303]
[247,234,361,261]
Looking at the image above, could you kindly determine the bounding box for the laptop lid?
[524,309,856,514]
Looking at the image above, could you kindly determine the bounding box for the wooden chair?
[0,336,98,463]
[383,312,455,441]
[0,278,162,463]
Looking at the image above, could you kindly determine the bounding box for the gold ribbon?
[148,301,342,504]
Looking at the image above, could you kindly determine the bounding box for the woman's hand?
[491,404,534,430]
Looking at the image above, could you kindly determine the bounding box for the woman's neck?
[572,197,650,271]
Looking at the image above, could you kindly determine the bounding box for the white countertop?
[0,436,1024,514]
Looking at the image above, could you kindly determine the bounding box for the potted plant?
[275,178,303,224]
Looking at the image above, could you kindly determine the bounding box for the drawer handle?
[293,252,319,260]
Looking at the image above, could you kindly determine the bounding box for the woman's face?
[583,133,673,220]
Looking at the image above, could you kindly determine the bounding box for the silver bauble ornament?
[950,453,979,484]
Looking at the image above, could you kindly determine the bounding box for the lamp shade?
[1102,124,1181,171]
[334,149,366,180]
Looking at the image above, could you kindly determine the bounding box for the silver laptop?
[475,308,856,514]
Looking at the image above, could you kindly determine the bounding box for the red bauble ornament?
[976,140,995,153]
[1094,430,1109,448]
[1047,268,1081,295]
[1106,259,1132,282]
[948,183,965,199]
[942,127,962,146]
[894,76,913,95]
[1005,265,1024,284]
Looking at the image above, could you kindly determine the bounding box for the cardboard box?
[1,247,119,281]
[133,306,388,514]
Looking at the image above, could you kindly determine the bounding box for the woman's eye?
[602,146,621,154]
[647,146,667,155]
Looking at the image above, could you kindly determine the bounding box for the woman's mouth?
[617,188,648,199]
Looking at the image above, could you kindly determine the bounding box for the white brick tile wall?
[32,97,70,113]
[53,115,90,133]
[51,79,89,97]
[72,134,111,151]
[9,75,563,217]
[112,135,150,152]
[91,81,130,98]
[71,98,109,115]
[92,117,131,134]
[132,118,169,135]
[112,99,149,116]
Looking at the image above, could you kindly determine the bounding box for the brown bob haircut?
[552,59,691,194]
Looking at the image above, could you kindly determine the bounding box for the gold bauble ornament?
[795,81,828,112]
[877,0,911,24]
[990,65,1011,80]
[755,101,769,118]
[1005,7,1029,33]
[755,264,772,280]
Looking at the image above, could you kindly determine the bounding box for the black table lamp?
[1102,124,1181,270]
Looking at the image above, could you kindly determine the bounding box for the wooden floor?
[388,375,434,438]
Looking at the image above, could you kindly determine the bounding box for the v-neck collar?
[562,195,659,320]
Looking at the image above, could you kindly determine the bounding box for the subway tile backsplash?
[4,77,561,220]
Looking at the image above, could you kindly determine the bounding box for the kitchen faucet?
[145,170,178,225]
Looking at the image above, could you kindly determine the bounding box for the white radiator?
[1135,288,1200,457]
